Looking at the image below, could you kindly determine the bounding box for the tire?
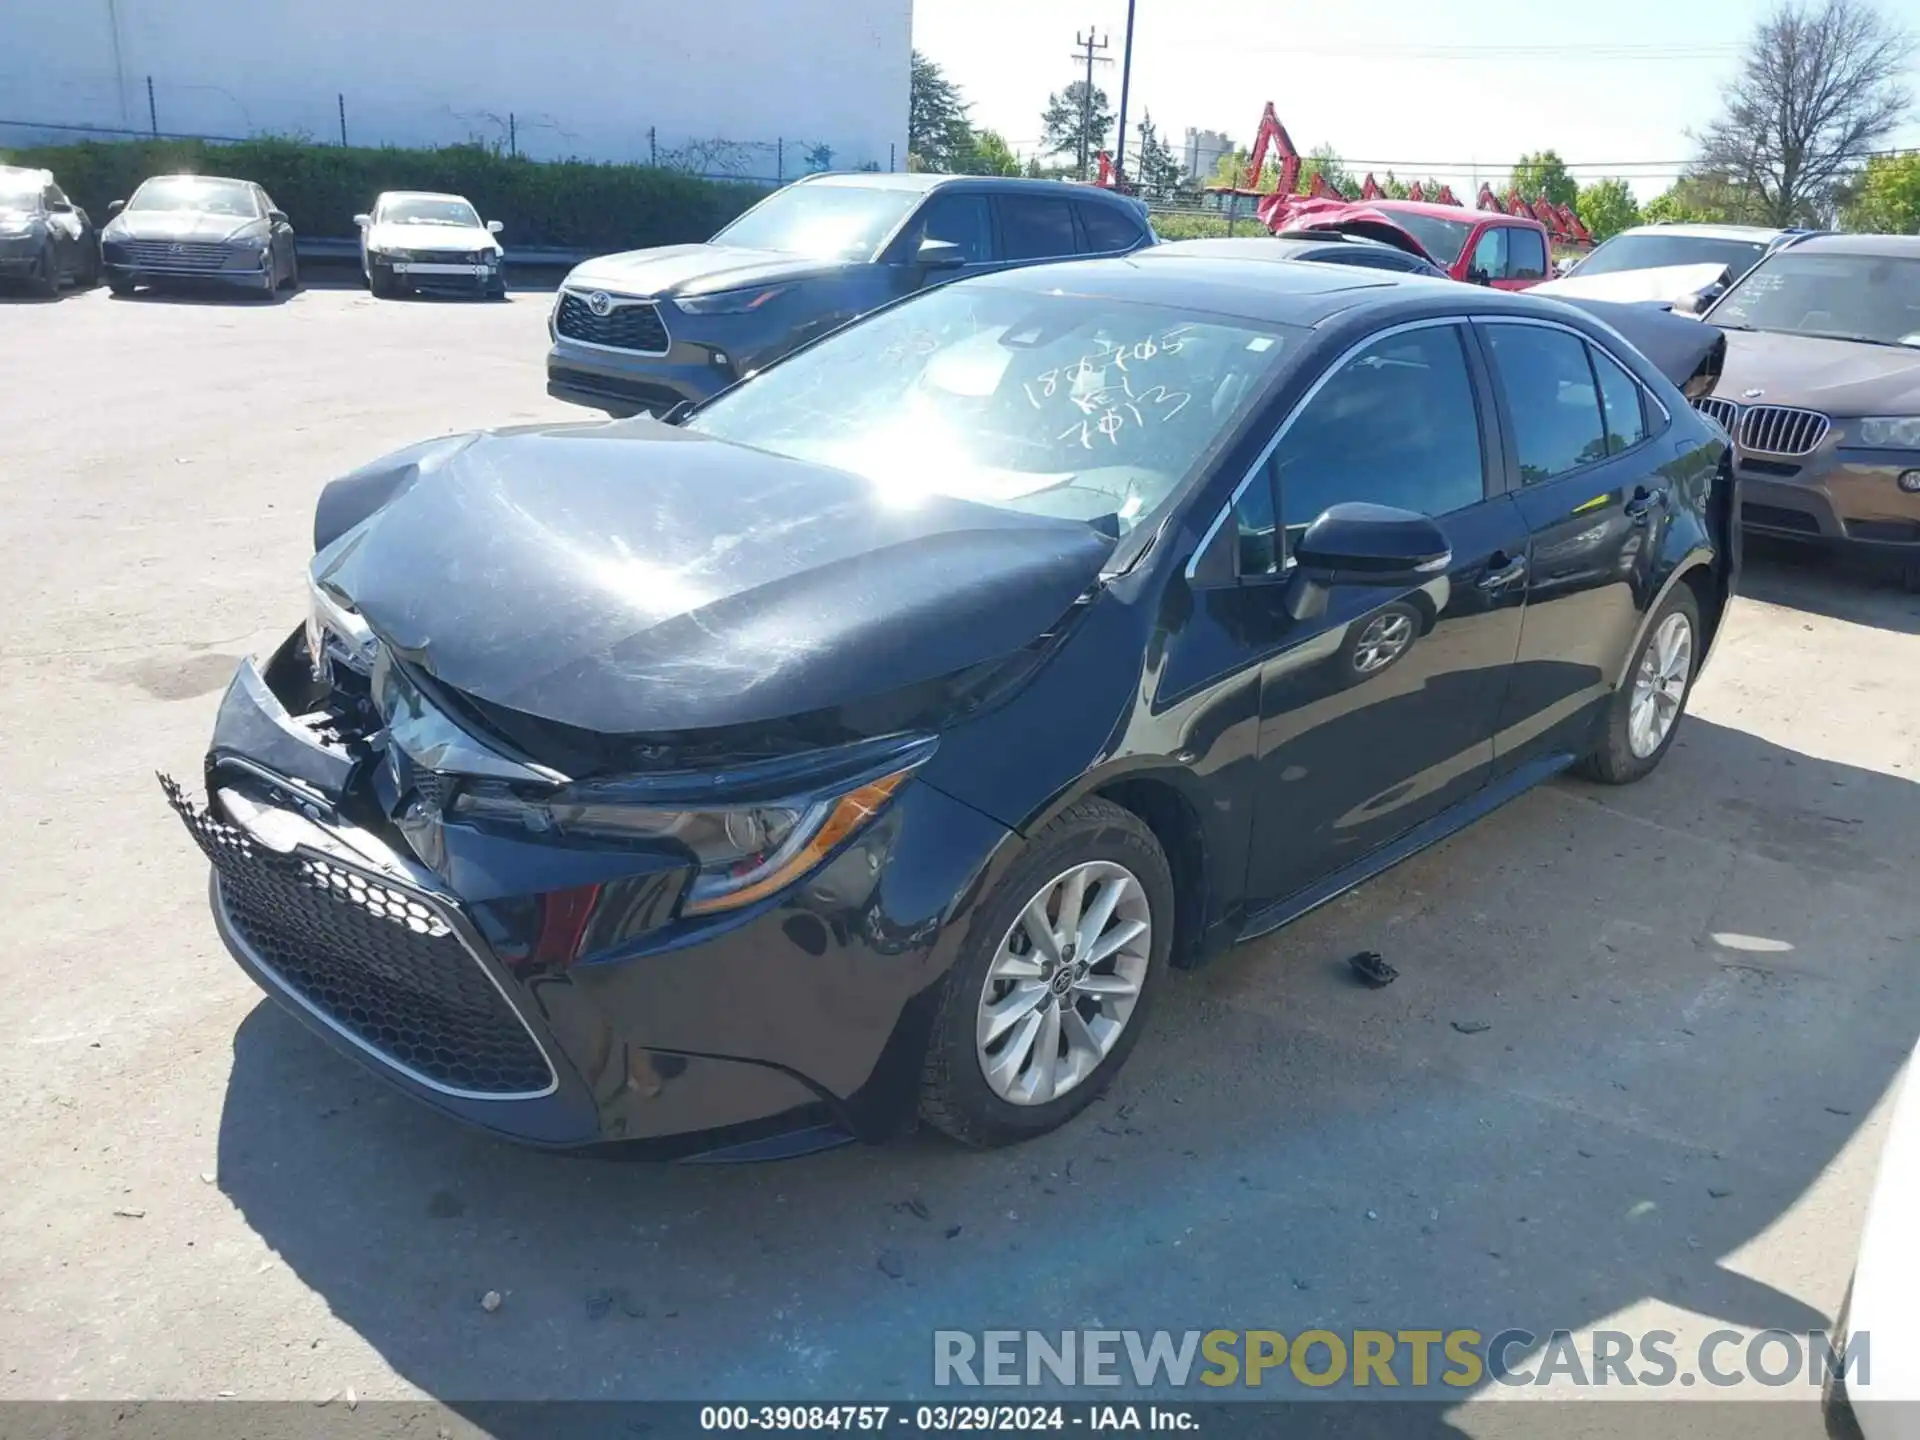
[106,272,135,296]
[369,267,395,299]
[919,797,1173,1148]
[1901,555,1920,595]
[1576,584,1702,785]
[282,251,300,292]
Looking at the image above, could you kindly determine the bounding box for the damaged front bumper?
[163,630,1011,1157]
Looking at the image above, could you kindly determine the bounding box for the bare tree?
[1695,0,1913,226]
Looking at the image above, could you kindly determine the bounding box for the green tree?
[961,128,1022,177]
[1132,111,1184,198]
[1297,144,1352,195]
[1039,80,1115,176]
[1846,151,1920,231]
[1697,0,1914,225]
[1209,146,1279,192]
[1378,171,1412,200]
[1510,150,1578,206]
[1575,178,1642,241]
[909,50,975,172]
[1642,172,1765,225]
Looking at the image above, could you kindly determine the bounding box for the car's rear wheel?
[919,797,1171,1147]
[1577,585,1701,785]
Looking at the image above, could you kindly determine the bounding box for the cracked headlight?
[451,764,917,915]
[1857,417,1920,449]
[304,575,379,678]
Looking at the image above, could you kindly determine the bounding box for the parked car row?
[0,163,505,302]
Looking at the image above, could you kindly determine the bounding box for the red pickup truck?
[1262,197,1554,290]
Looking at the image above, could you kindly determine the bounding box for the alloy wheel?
[975,860,1152,1106]
[1628,611,1693,758]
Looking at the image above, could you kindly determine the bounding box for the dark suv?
[545,172,1158,417]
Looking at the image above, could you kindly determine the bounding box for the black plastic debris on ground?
[1348,950,1398,988]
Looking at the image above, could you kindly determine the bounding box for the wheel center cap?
[1050,968,1075,996]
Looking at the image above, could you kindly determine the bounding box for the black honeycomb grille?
[161,774,552,1097]
[555,292,670,352]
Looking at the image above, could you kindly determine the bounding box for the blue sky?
[911,0,1920,200]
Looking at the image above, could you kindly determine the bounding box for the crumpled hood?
[104,211,267,244]
[310,422,1113,736]
[367,222,498,255]
[1711,328,1920,414]
[563,243,845,298]
[1531,262,1729,307]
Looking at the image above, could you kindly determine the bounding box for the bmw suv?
[545,172,1157,417]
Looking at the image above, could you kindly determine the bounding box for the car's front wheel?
[919,797,1172,1147]
[1578,584,1701,785]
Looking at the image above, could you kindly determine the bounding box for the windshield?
[0,173,42,208]
[685,285,1299,534]
[1711,252,1920,347]
[127,177,260,218]
[711,184,920,261]
[1377,210,1473,266]
[377,196,481,227]
[1576,233,1767,278]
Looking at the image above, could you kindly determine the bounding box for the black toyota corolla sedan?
[163,255,1735,1159]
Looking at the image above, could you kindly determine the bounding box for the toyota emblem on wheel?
[587,291,614,317]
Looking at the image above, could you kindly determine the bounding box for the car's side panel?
[1474,316,1722,773]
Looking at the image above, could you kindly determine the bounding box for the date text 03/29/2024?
[698,1404,1193,1432]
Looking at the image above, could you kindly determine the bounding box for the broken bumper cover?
[162,638,1009,1155]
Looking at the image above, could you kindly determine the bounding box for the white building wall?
[3,0,911,175]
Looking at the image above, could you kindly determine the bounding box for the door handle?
[1625,486,1670,522]
[1478,554,1528,591]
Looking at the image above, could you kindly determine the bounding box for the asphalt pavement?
[3,281,1918,1431]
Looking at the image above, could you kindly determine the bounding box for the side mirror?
[658,399,694,425]
[914,237,967,270]
[1466,268,1492,286]
[268,209,289,225]
[108,199,125,216]
[1671,291,1706,316]
[487,219,504,234]
[352,212,371,227]
[1282,503,1450,620]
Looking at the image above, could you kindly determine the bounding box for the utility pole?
[1069,26,1111,181]
[1113,0,1137,187]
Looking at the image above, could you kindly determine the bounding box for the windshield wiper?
[1799,330,1910,348]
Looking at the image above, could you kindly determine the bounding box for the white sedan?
[353,190,505,299]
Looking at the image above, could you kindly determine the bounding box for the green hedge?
[0,137,770,252]
[1147,212,1242,241]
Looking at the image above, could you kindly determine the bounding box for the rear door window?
[1078,202,1145,253]
[997,195,1081,261]
[1482,324,1609,481]
[1590,346,1650,454]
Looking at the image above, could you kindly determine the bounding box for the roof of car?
[0,164,51,182]
[1769,232,1920,259]
[1368,199,1539,227]
[1623,222,1787,241]
[1147,235,1427,264]
[798,171,1139,205]
[977,252,1662,334]
[138,173,250,186]
[375,190,473,204]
